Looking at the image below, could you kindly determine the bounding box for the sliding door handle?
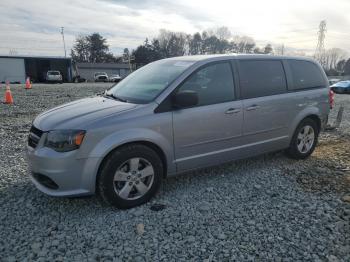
[225,108,241,114]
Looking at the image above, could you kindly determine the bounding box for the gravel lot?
[1,83,350,261]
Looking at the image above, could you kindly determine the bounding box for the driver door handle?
[246,105,260,111]
[225,108,241,114]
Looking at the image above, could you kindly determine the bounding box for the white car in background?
[109,74,122,83]
[46,71,63,83]
[94,72,109,82]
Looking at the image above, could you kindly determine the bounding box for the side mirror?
[173,90,198,108]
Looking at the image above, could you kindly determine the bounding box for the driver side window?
[177,62,235,106]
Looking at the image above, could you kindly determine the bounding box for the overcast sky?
[0,0,349,57]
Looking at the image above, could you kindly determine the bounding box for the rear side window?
[178,62,235,106]
[289,60,325,89]
[239,60,287,99]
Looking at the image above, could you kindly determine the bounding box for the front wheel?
[98,144,163,209]
[286,118,319,159]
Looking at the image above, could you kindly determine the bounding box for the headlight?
[44,130,85,152]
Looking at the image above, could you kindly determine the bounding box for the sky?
[0,0,349,57]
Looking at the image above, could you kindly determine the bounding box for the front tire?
[286,118,319,159]
[98,144,163,209]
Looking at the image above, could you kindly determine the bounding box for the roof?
[164,53,316,63]
[76,62,130,70]
[0,55,71,60]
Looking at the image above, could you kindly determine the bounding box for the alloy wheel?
[113,157,155,200]
[297,125,315,154]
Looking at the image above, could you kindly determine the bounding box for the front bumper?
[27,145,101,197]
[46,79,62,82]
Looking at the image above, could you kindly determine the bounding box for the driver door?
[172,62,243,171]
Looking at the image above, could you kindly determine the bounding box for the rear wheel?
[98,144,163,209]
[286,118,319,159]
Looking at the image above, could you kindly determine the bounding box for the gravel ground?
[0,83,350,261]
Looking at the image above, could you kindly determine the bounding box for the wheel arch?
[289,107,323,139]
[95,140,169,194]
[306,114,321,132]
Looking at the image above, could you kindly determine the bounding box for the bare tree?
[324,48,347,70]
[233,36,255,53]
[157,29,188,57]
[263,44,273,54]
[207,26,232,40]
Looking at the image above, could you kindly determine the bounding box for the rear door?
[237,59,291,148]
[172,61,243,171]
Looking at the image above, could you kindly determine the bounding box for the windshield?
[106,59,194,104]
[48,71,60,75]
[95,72,107,76]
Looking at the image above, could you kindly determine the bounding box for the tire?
[98,144,163,209]
[286,118,319,159]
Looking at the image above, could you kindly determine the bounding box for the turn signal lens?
[74,132,85,146]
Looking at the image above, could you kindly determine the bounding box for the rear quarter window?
[289,60,325,90]
[239,60,287,99]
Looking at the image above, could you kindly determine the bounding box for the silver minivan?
[27,55,331,208]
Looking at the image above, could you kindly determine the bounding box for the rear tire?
[286,118,319,159]
[98,144,163,209]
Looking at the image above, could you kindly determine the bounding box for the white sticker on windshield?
[174,61,194,67]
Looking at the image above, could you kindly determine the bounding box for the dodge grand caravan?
[27,55,331,208]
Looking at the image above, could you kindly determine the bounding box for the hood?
[33,96,138,131]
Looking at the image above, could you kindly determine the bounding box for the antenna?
[61,27,67,57]
[314,20,327,66]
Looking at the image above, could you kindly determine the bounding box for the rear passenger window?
[239,60,287,99]
[178,62,235,106]
[289,60,325,89]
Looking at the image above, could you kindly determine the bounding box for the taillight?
[329,89,334,109]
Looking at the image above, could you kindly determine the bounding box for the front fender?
[87,128,175,174]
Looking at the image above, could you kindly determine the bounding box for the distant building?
[0,55,72,83]
[76,62,131,81]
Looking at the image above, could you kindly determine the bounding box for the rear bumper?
[27,146,101,197]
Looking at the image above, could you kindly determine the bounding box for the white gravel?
[0,83,349,261]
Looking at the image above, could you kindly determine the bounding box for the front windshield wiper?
[103,93,128,103]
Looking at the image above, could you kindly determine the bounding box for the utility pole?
[314,20,327,66]
[281,44,284,55]
[61,27,67,57]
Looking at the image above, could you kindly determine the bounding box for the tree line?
[71,27,273,64]
[71,27,350,76]
[131,28,273,67]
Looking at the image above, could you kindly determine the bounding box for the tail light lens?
[329,89,335,109]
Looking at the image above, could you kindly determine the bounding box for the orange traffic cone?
[4,82,14,104]
[25,77,32,89]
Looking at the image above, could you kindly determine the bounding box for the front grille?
[30,126,43,137]
[28,125,43,149]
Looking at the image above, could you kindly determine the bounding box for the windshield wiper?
[104,93,128,103]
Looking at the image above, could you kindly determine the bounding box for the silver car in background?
[109,74,122,83]
[27,54,331,208]
[46,70,63,83]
